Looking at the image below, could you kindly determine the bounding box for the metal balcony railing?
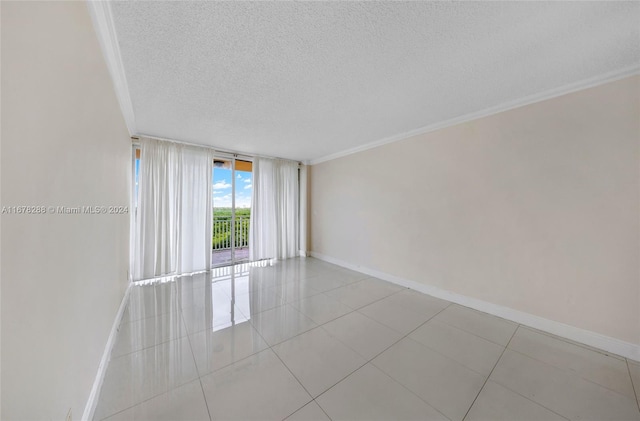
[212,215,250,251]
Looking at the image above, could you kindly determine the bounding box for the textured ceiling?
[109,1,640,162]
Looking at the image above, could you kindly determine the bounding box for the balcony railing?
[212,215,250,251]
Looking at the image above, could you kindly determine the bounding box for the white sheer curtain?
[249,157,299,261]
[133,137,213,280]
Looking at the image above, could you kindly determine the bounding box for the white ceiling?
[105,1,640,162]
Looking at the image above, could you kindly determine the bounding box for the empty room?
[2,1,640,420]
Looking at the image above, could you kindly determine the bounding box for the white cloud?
[213,193,231,207]
[213,193,251,208]
[236,196,251,208]
[237,174,242,179]
[213,180,231,190]
[243,178,251,183]
[244,184,252,189]
[212,192,250,206]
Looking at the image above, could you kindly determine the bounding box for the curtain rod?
[131,134,303,165]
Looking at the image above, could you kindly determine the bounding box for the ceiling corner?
[86,0,137,136]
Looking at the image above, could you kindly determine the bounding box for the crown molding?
[309,65,640,165]
[86,0,136,135]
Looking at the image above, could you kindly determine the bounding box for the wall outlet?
[66,408,72,421]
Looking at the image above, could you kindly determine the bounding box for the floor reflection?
[96,258,639,421]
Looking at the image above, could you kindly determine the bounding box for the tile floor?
[94,258,640,421]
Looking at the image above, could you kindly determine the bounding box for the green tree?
[212,208,251,249]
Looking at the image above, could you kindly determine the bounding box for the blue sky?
[213,168,252,208]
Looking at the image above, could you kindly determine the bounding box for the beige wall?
[311,75,640,346]
[1,2,131,419]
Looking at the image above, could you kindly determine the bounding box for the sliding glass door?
[212,157,253,267]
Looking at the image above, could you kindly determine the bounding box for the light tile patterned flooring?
[94,258,640,420]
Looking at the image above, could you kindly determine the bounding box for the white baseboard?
[310,251,640,362]
[82,283,132,421]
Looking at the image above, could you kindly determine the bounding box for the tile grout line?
[361,362,453,421]
[253,270,397,419]
[518,324,627,362]
[246,282,405,350]
[411,315,636,396]
[120,307,178,326]
[482,364,572,420]
[223,266,373,320]
[433,308,517,348]
[95,288,186,420]
[95,316,198,420]
[231,274,350,318]
[358,305,560,421]
[505,344,639,402]
[99,260,633,421]
[180,306,214,421]
[186,266,352,378]
[285,285,385,344]
[326,283,409,314]
[211,288,322,421]
[109,321,190,361]
[311,398,334,421]
[97,377,211,421]
[392,322,508,379]
[115,265,438,419]
[484,380,571,421]
[354,302,450,336]
[465,325,571,421]
[461,323,519,421]
[96,263,340,420]
[97,400,143,421]
[625,359,640,413]
[101,265,451,419]
[323,295,450,366]
[284,342,370,416]
[113,264,400,419]
[364,303,452,416]
[365,302,449,343]
[290,303,353,329]
[283,399,334,421]
[247,306,318,347]
[270,348,316,419]
[311,302,454,421]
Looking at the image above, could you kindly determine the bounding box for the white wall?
[1,2,131,419]
[310,75,640,347]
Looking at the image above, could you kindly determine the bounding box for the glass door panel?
[233,160,252,264]
[212,158,252,268]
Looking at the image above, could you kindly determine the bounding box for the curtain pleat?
[249,157,299,261]
[133,137,213,280]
